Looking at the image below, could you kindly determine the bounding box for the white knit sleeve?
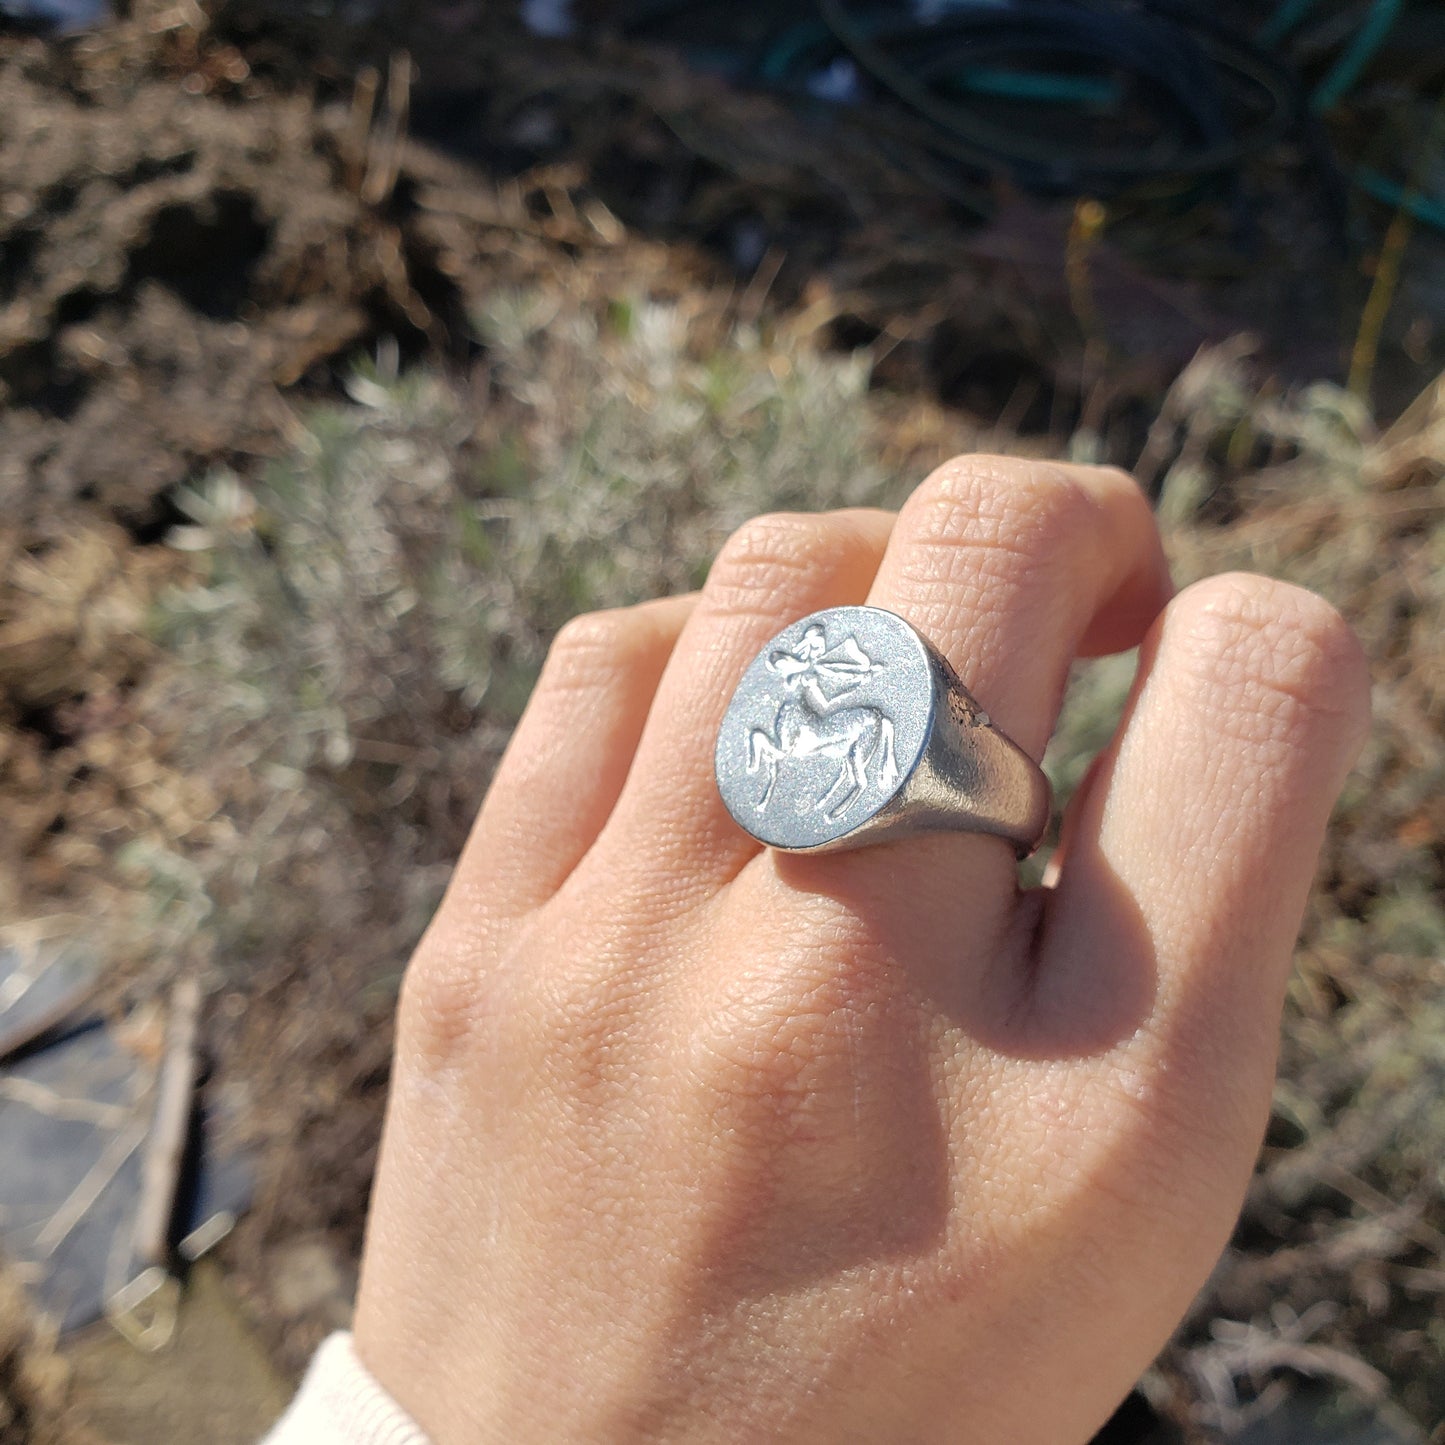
[261,1331,432,1445]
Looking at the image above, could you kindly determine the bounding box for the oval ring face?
[714,606,934,851]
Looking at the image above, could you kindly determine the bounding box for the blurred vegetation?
[0,1266,93,1445]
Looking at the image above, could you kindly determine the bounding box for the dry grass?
[0,1265,95,1445]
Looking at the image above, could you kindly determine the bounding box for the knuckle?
[704,512,829,616]
[680,935,940,1262]
[900,456,1120,591]
[542,608,647,692]
[396,940,490,1072]
[1053,1069,1263,1286]
[1036,1062,1255,1257]
[538,967,633,1067]
[690,937,899,1141]
[526,924,660,1094]
[1168,573,1371,755]
[1103,1052,1264,1187]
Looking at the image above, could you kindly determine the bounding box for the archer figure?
[746,625,899,820]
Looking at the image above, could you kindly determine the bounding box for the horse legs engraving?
[816,715,898,822]
[816,716,874,820]
[747,729,783,811]
[876,717,898,791]
[817,755,858,820]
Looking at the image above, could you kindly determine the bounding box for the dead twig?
[131,976,202,1271]
[361,51,413,208]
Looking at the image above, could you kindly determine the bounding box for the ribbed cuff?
[261,1331,431,1445]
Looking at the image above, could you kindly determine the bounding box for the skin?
[352,456,1371,1444]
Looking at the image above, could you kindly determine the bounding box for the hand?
[353,457,1369,1443]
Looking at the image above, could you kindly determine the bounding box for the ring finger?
[591,508,896,891]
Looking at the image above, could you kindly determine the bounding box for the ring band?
[714,606,1051,857]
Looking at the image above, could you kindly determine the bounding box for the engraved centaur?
[747,625,899,820]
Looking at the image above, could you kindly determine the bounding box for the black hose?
[617,0,1309,196]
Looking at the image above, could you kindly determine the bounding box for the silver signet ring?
[714,606,1051,857]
